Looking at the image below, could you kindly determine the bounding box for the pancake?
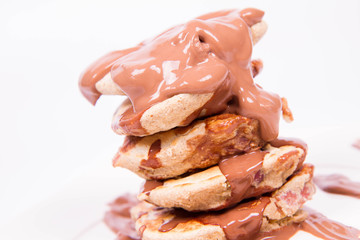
[131,165,314,240]
[113,114,264,180]
[138,144,306,211]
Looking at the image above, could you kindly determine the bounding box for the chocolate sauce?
[218,151,267,208]
[79,47,139,105]
[314,174,360,198]
[300,207,360,240]
[79,8,282,141]
[140,140,162,169]
[254,208,360,239]
[159,197,271,240]
[105,194,360,240]
[157,204,360,240]
[104,194,140,240]
[140,180,163,196]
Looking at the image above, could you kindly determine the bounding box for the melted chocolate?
[314,174,360,198]
[79,8,282,141]
[158,205,360,240]
[104,194,140,240]
[79,47,139,105]
[300,207,360,240]
[159,197,271,240]
[141,180,163,196]
[140,140,162,169]
[256,207,360,240]
[218,151,267,208]
[105,194,360,240]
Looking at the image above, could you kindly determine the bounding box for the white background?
[0,0,359,239]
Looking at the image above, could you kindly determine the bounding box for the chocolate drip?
[218,151,267,208]
[140,140,162,169]
[79,47,139,105]
[79,8,282,141]
[141,180,163,196]
[159,197,271,240]
[314,174,360,198]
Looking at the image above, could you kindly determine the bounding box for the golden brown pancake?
[113,114,264,180]
[139,144,306,211]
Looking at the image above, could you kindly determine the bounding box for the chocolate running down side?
[140,139,162,169]
[219,138,308,208]
[79,8,282,141]
[140,139,308,210]
[218,151,267,208]
[141,180,163,196]
[159,197,271,240]
[314,174,360,198]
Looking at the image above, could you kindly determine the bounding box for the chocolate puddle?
[104,194,140,240]
[314,174,360,199]
[256,207,360,240]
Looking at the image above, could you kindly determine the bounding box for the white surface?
[0,0,360,239]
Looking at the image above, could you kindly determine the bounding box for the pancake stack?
[107,114,315,240]
[79,8,316,240]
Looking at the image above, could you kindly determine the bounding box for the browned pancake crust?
[113,114,265,180]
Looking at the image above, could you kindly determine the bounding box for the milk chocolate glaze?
[159,197,271,240]
[140,139,162,169]
[218,151,267,209]
[140,180,163,196]
[314,174,360,198]
[79,8,282,141]
[104,194,140,240]
[79,47,139,105]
